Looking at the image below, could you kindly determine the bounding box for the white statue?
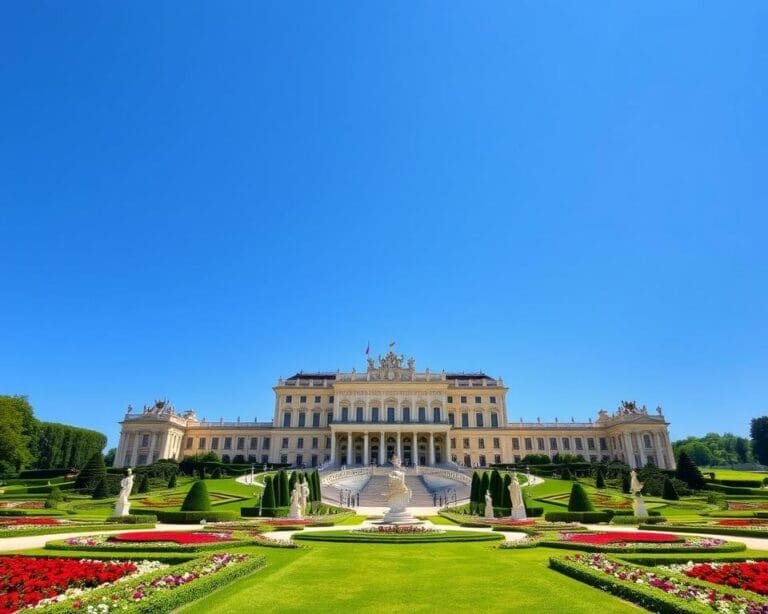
[288,483,303,520]
[629,470,648,518]
[508,472,527,520]
[391,454,402,470]
[484,489,494,519]
[114,468,134,517]
[300,479,310,513]
[381,465,414,524]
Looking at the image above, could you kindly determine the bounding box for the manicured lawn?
[178,543,639,613]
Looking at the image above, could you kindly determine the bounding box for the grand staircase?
[356,475,466,507]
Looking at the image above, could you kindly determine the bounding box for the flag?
[389,340,396,348]
[365,341,370,355]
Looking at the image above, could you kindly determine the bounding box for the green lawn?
[708,469,768,481]
[178,543,639,613]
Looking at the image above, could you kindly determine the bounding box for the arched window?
[643,434,652,448]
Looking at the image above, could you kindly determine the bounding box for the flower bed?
[354,526,439,535]
[717,519,768,527]
[0,517,66,526]
[640,521,768,539]
[0,556,141,613]
[728,502,768,511]
[293,529,503,544]
[111,531,234,544]
[0,501,45,510]
[541,531,744,553]
[561,531,684,545]
[42,553,267,613]
[550,553,768,613]
[658,561,768,597]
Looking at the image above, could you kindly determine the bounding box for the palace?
[114,350,676,470]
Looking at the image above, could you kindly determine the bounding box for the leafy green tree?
[502,473,512,509]
[662,477,679,500]
[103,448,116,467]
[181,480,211,511]
[490,470,502,506]
[520,454,551,465]
[567,483,593,512]
[735,438,750,463]
[262,476,276,509]
[75,452,107,493]
[0,395,37,475]
[45,485,63,509]
[751,417,768,465]
[675,449,707,490]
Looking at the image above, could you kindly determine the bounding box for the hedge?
[293,530,504,544]
[610,515,667,525]
[704,483,765,496]
[540,539,746,554]
[106,514,158,524]
[44,538,254,553]
[17,469,72,479]
[151,510,237,523]
[639,523,768,539]
[0,523,156,539]
[544,511,612,523]
[707,478,763,488]
[246,506,292,518]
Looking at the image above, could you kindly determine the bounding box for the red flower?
[110,531,233,544]
[561,531,683,545]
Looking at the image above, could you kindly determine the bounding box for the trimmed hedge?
[18,469,71,479]
[151,510,237,523]
[704,483,765,496]
[106,514,158,524]
[708,478,763,488]
[44,537,253,553]
[540,539,746,554]
[293,530,504,544]
[639,523,768,539]
[610,515,667,525]
[544,511,611,523]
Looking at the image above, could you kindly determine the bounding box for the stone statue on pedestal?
[114,468,134,517]
[484,490,494,519]
[630,470,648,518]
[288,483,303,520]
[508,472,527,520]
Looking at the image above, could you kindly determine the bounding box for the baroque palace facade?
[115,351,676,471]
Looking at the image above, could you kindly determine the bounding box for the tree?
[92,476,109,499]
[676,450,707,490]
[181,481,211,511]
[735,438,750,464]
[45,485,63,509]
[0,395,37,475]
[621,472,631,494]
[595,468,606,489]
[277,470,290,507]
[560,466,574,480]
[167,472,177,489]
[502,473,512,509]
[312,470,321,502]
[480,471,490,508]
[137,473,150,494]
[751,417,768,466]
[469,472,480,514]
[567,483,593,512]
[75,452,107,493]
[662,477,679,501]
[288,470,298,498]
[262,476,276,509]
[103,448,116,467]
[490,470,502,507]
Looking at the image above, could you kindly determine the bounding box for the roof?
[286,371,494,381]
[286,373,337,380]
[445,373,493,380]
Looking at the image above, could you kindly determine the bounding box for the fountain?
[380,455,419,524]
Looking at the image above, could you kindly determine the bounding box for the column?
[396,432,402,459]
[346,432,352,466]
[330,433,336,465]
[429,432,435,466]
[363,433,369,466]
[446,431,452,464]
[654,431,666,468]
[379,431,385,465]
[130,433,140,468]
[115,435,126,468]
[413,431,418,466]
[637,432,647,467]
[622,432,634,467]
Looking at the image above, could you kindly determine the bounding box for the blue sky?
[1,2,766,449]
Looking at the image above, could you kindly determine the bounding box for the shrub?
[75,452,107,493]
[262,476,276,509]
[545,511,611,523]
[167,473,177,489]
[525,506,544,517]
[567,483,593,512]
[211,467,222,479]
[92,476,109,499]
[137,473,150,494]
[560,466,574,481]
[621,473,631,494]
[181,481,211,512]
[45,485,64,509]
[662,477,679,501]
[595,469,605,489]
[152,510,237,523]
[106,514,157,524]
[675,450,707,490]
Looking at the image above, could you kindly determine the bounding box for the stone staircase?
[356,475,463,507]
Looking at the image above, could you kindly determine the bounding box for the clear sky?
[2,2,766,450]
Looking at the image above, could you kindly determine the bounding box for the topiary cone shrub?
[675,450,707,490]
[167,473,177,489]
[662,477,679,501]
[92,476,109,499]
[567,483,594,512]
[138,473,150,494]
[181,480,212,511]
[75,452,107,494]
[595,469,606,489]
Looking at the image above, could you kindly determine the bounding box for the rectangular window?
[549,437,558,450]
[448,413,455,425]
[312,437,318,449]
[524,437,532,451]
[325,437,330,448]
[281,454,288,464]
[418,407,426,422]
[494,454,501,465]
[575,438,583,450]
[141,434,150,447]
[461,413,469,427]
[328,396,334,403]
[281,437,289,449]
[311,454,318,467]
[198,437,206,449]
[211,437,219,450]
[297,437,304,449]
[356,407,364,422]
[514,454,521,463]
[433,407,441,423]
[249,437,258,450]
[237,437,245,450]
[186,437,193,449]
[403,407,410,423]
[341,407,349,422]
[285,395,292,404]
[537,437,545,451]
[298,412,306,427]
[490,396,497,404]
[388,407,396,423]
[475,396,481,404]
[478,438,485,449]
[475,413,484,428]
[512,438,520,450]
[296,454,303,466]
[599,437,608,451]
[314,395,321,404]
[263,437,270,450]
[490,413,499,428]
[562,438,570,450]
[463,438,470,448]
[447,396,453,403]
[371,407,379,423]
[283,413,291,428]
[479,455,486,467]
[299,395,307,403]
[224,437,232,449]
[451,438,456,448]
[460,396,467,404]
[328,412,333,424]
[493,437,500,449]
[587,438,595,450]
[312,413,320,427]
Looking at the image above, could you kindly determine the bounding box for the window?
[490,396,497,404]
[475,413,484,428]
[493,437,500,449]
[198,437,206,449]
[433,407,441,422]
[261,454,269,463]
[299,395,307,403]
[312,413,320,427]
[447,396,453,403]
[643,434,652,448]
[478,438,485,449]
[494,454,501,464]
[461,413,469,427]
[312,437,318,449]
[224,437,232,449]
[280,454,288,464]
[402,407,410,423]
[460,396,467,404]
[356,407,364,422]
[479,455,486,467]
[371,407,379,423]
[328,396,334,403]
[490,413,499,428]
[263,437,270,450]
[281,437,289,449]
[512,438,520,450]
[418,406,426,422]
[549,437,558,450]
[448,413,455,425]
[328,412,334,424]
[297,437,304,449]
[451,438,456,448]
[311,454,318,467]
[211,437,219,450]
[141,434,150,447]
[325,437,330,448]
[314,395,321,404]
[237,437,245,450]
[341,407,349,422]
[285,395,292,404]
[298,412,306,427]
[387,407,395,423]
[296,454,303,466]
[463,438,470,448]
[599,437,608,451]
[282,413,291,428]
[575,438,583,450]
[537,437,545,451]
[562,438,570,450]
[587,437,595,450]
[249,437,258,450]
[524,437,532,450]
[186,437,193,449]
[475,396,481,404]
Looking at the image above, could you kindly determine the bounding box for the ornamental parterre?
[659,561,768,597]
[559,553,768,613]
[109,531,234,544]
[560,531,683,545]
[0,518,67,527]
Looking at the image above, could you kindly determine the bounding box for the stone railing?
[321,466,373,485]
[415,466,472,485]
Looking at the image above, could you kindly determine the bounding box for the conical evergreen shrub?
[75,452,107,493]
[92,476,109,499]
[662,476,680,501]
[137,473,150,494]
[621,472,631,494]
[595,469,606,489]
[490,470,502,506]
[262,476,276,509]
[288,471,298,497]
[313,470,321,502]
[502,474,512,509]
[480,472,490,510]
[181,480,211,511]
[675,450,707,490]
[567,483,593,512]
[279,470,290,507]
[167,473,177,489]
[469,472,480,514]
